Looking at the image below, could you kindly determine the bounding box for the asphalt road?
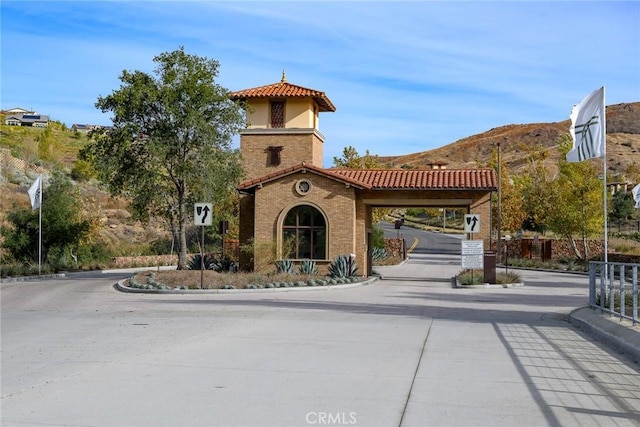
[380,221,464,254]
[2,253,640,427]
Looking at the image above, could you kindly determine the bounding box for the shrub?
[148,238,174,255]
[70,159,96,181]
[496,271,522,284]
[371,224,385,248]
[456,270,484,285]
[456,270,522,285]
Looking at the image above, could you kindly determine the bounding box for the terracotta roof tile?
[230,82,336,112]
[330,168,497,190]
[237,163,369,191]
[238,165,497,192]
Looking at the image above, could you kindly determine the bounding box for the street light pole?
[443,208,446,232]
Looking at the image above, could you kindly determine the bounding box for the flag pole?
[602,86,608,265]
[38,175,42,275]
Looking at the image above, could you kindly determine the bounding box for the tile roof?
[330,168,497,190]
[230,82,336,112]
[238,164,497,192]
[237,163,368,191]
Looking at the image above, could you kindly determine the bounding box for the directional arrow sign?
[194,203,213,226]
[464,214,480,233]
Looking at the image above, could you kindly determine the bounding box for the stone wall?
[384,238,405,258]
[550,239,604,260]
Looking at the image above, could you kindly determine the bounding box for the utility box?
[484,251,497,284]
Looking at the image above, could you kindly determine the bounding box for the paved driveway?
[2,254,640,427]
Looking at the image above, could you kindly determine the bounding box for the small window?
[295,179,312,196]
[270,101,285,128]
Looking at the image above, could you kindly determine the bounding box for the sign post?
[194,203,213,289]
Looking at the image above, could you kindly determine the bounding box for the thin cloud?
[2,1,638,163]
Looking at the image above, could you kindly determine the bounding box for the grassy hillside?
[379,102,640,180]
[0,119,169,251]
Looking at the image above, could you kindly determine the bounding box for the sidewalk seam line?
[398,316,434,427]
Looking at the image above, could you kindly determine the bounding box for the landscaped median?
[115,269,378,294]
[452,269,524,289]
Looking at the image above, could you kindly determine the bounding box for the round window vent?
[295,179,312,195]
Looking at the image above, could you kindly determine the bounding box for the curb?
[455,282,525,289]
[568,306,640,363]
[1,273,67,283]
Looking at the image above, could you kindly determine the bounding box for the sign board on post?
[461,240,484,269]
[194,203,213,226]
[194,202,212,290]
[464,214,480,233]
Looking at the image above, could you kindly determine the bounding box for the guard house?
[232,74,497,276]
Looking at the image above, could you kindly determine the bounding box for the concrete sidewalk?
[569,307,640,363]
[378,253,640,363]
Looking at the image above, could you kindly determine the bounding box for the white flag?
[567,87,605,162]
[632,183,640,209]
[28,175,42,210]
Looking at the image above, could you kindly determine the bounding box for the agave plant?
[211,255,237,273]
[275,259,295,274]
[187,253,216,270]
[328,255,359,278]
[298,259,318,275]
[370,247,388,262]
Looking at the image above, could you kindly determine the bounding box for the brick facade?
[243,175,494,274]
[249,171,357,274]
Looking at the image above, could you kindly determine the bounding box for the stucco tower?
[231,74,336,270]
[230,72,336,181]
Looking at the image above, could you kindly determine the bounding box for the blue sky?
[2,1,639,166]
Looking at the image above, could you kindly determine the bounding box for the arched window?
[283,205,326,260]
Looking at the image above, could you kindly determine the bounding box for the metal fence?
[589,261,639,326]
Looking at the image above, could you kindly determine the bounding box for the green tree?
[546,135,606,260]
[1,171,92,265]
[480,145,526,235]
[610,191,634,221]
[80,47,246,269]
[515,142,554,233]
[333,146,381,169]
[37,126,61,162]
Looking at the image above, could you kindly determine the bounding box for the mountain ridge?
[378,102,640,179]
